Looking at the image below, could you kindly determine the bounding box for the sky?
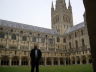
[0,0,85,29]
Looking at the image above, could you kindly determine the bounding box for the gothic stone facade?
[0,0,91,66]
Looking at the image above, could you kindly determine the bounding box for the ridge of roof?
[0,19,58,35]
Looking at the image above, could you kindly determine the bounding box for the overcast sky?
[0,0,85,29]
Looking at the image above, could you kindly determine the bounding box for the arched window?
[75,40,78,48]
[82,38,85,46]
[11,34,16,40]
[69,42,72,49]
[63,38,66,43]
[21,57,28,65]
[11,29,13,32]
[0,27,3,30]
[0,45,5,49]
[49,38,53,44]
[57,37,60,42]
[12,56,19,65]
[1,56,9,65]
[63,16,67,22]
[69,19,71,23]
[32,37,36,42]
[22,36,27,41]
[20,31,23,34]
[29,32,32,35]
[56,15,59,22]
[41,38,45,43]
[0,32,5,38]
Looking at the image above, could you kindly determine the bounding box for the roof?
[0,19,58,35]
[65,22,85,34]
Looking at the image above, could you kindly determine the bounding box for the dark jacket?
[30,48,42,65]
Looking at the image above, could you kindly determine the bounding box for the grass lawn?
[0,64,93,72]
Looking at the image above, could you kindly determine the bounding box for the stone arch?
[21,56,28,65]
[47,57,51,65]
[66,57,68,65]
[60,58,64,65]
[88,55,92,64]
[12,56,19,65]
[40,57,44,65]
[71,57,75,64]
[66,57,70,65]
[1,56,9,65]
[82,55,86,64]
[76,56,80,64]
[54,57,58,65]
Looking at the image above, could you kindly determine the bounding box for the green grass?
[0,64,93,72]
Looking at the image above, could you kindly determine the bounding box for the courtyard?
[0,64,93,72]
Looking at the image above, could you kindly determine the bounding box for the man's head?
[34,43,38,49]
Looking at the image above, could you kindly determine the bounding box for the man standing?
[30,44,42,72]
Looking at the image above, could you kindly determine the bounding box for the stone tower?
[51,0,73,35]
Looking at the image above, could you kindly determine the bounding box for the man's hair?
[34,43,38,49]
[34,45,37,49]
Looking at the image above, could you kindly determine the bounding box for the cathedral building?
[0,0,91,66]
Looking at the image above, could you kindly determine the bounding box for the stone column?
[58,58,60,65]
[86,59,89,64]
[44,57,47,66]
[75,57,77,64]
[70,58,72,65]
[86,56,89,64]
[0,56,1,66]
[64,59,66,66]
[51,58,54,66]
[28,58,31,66]
[9,57,12,66]
[80,56,82,64]
[19,56,21,66]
